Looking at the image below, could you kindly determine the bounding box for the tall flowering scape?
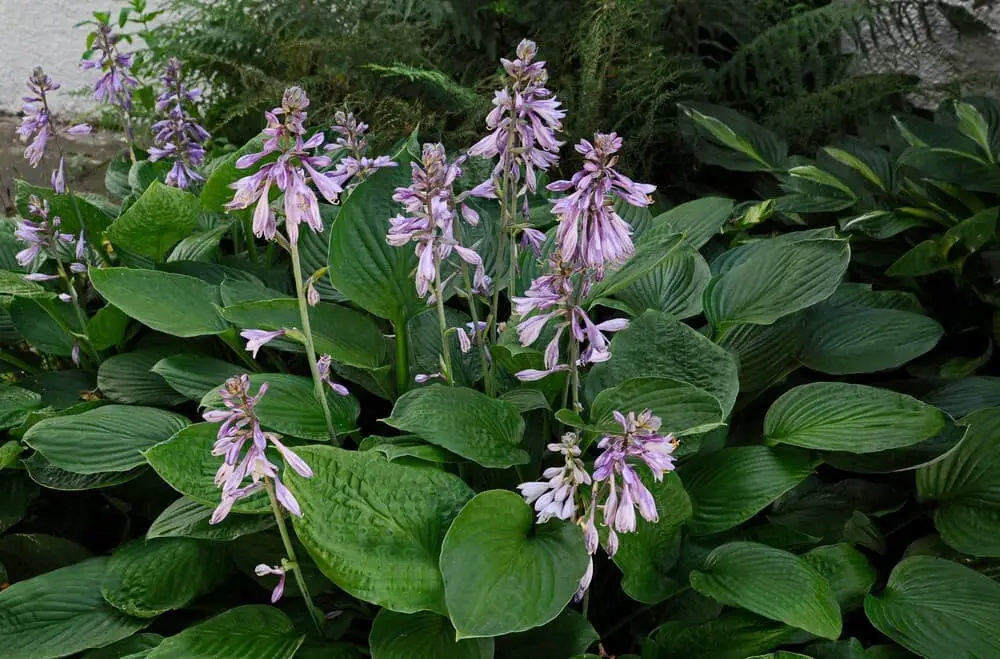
[387,143,487,298]
[549,132,656,272]
[511,132,655,382]
[469,39,565,199]
[227,88,352,243]
[17,68,92,192]
[517,410,678,599]
[81,22,139,114]
[149,58,210,189]
[325,110,397,191]
[202,375,313,524]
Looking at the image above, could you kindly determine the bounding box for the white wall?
[0,0,101,114]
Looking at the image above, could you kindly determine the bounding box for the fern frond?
[365,64,484,109]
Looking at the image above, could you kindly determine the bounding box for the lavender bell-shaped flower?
[316,354,350,396]
[386,143,487,297]
[241,328,286,358]
[17,68,91,188]
[548,132,656,272]
[81,23,139,114]
[324,110,397,191]
[469,39,565,197]
[517,432,591,523]
[226,88,348,243]
[254,564,287,603]
[203,375,313,523]
[15,196,77,277]
[149,58,210,189]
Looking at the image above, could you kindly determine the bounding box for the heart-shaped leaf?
[865,556,1000,658]
[384,384,528,468]
[691,541,842,639]
[152,355,244,401]
[286,446,473,614]
[105,182,201,261]
[440,490,588,638]
[146,605,304,659]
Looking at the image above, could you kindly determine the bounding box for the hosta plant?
[3,35,1000,659]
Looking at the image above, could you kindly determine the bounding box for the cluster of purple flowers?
[386,143,487,298]
[17,68,91,192]
[550,133,656,272]
[517,409,678,598]
[148,58,210,189]
[202,375,313,523]
[17,196,89,282]
[81,22,139,114]
[239,329,351,396]
[325,110,396,191]
[469,39,565,200]
[511,132,654,381]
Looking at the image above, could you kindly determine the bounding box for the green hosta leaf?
[587,231,684,302]
[152,355,243,401]
[222,298,388,369]
[148,497,275,541]
[440,490,588,638]
[922,377,1000,418]
[11,297,80,356]
[764,383,947,453]
[586,310,740,417]
[680,103,788,171]
[285,446,473,614]
[609,244,711,319]
[824,419,967,474]
[328,138,423,325]
[22,452,144,491]
[90,268,229,337]
[898,147,1000,193]
[705,238,849,330]
[720,312,807,393]
[802,544,877,611]
[0,270,53,298]
[804,638,875,659]
[917,407,1000,556]
[691,542,842,639]
[385,384,527,468]
[407,307,483,387]
[88,305,131,350]
[682,446,819,535]
[146,605,304,659]
[495,609,599,659]
[800,308,943,374]
[944,207,998,253]
[105,182,201,261]
[0,385,42,429]
[369,610,494,659]
[24,405,189,474]
[0,472,37,532]
[15,180,114,235]
[652,611,797,659]
[359,435,464,464]
[0,558,146,659]
[128,159,171,194]
[650,197,734,248]
[865,556,1000,658]
[102,537,229,617]
[168,224,231,263]
[590,377,725,440]
[145,423,270,514]
[886,240,949,277]
[97,348,189,406]
[201,373,359,439]
[612,473,691,603]
[0,440,23,470]
[81,633,163,659]
[0,532,90,582]
[105,153,133,200]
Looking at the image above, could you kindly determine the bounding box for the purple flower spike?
[324,110,397,191]
[84,23,139,114]
[516,433,591,524]
[548,133,656,271]
[149,58,210,189]
[18,68,91,184]
[469,39,564,196]
[254,564,287,603]
[226,88,353,243]
[241,329,286,358]
[204,375,313,523]
[386,143,486,297]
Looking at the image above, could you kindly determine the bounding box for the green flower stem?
[394,319,410,396]
[433,251,455,386]
[452,222,491,394]
[55,262,98,359]
[264,478,324,635]
[289,238,339,445]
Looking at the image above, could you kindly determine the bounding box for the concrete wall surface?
[0,0,101,114]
